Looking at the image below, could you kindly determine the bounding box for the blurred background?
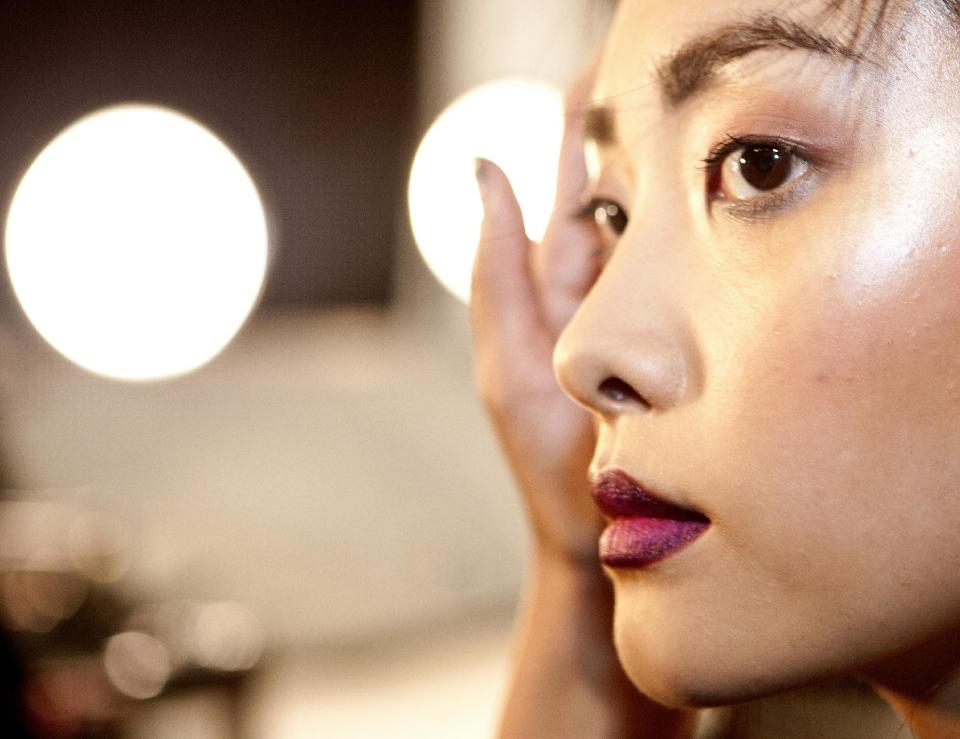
[0,0,610,736]
[0,1,908,737]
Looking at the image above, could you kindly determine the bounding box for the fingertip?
[470,158,536,331]
[475,157,493,198]
[474,157,509,211]
[474,159,525,239]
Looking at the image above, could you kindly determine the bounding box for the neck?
[864,630,960,739]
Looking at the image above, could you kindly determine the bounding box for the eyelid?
[700,133,820,173]
[722,175,819,221]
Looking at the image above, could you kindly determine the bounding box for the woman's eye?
[716,143,808,201]
[584,199,628,237]
[576,197,629,260]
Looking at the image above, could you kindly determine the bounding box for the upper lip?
[590,469,709,522]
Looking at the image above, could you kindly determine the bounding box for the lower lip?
[600,517,709,568]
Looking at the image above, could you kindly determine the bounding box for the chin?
[613,631,822,709]
[614,638,791,709]
[610,583,834,709]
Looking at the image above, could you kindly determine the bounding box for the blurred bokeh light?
[408,79,564,303]
[104,631,172,700]
[4,104,268,382]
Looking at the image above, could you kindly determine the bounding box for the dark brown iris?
[738,145,791,191]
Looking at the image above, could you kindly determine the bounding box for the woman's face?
[554,0,960,706]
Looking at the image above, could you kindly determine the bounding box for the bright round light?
[5,104,268,381]
[103,631,171,700]
[408,79,564,303]
[191,601,264,671]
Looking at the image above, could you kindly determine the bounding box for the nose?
[553,250,698,418]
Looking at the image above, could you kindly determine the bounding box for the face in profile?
[554,0,960,707]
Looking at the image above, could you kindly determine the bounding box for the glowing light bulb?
[4,104,268,381]
[408,79,564,303]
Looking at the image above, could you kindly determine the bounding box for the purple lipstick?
[591,469,709,568]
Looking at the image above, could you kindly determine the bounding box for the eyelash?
[578,133,817,247]
[700,133,783,170]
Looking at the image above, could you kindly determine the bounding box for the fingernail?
[475,157,492,201]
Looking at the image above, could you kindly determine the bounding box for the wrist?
[503,540,696,738]
[523,547,617,657]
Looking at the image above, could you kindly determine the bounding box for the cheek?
[615,230,960,701]
[721,230,960,596]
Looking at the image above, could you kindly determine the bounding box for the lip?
[591,469,710,568]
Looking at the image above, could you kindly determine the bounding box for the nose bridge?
[553,234,699,417]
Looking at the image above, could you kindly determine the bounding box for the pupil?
[738,146,790,191]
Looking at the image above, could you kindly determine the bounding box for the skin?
[472,0,960,736]
[564,0,960,706]
[473,64,691,735]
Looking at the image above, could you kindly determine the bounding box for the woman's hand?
[471,67,603,567]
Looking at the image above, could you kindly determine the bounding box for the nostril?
[598,377,650,408]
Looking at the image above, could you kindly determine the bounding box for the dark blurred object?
[0,625,31,737]
[0,0,418,309]
[23,656,123,739]
[0,501,264,737]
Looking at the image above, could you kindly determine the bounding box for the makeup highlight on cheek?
[839,147,960,308]
[744,234,960,429]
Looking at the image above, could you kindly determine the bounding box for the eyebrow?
[584,106,616,146]
[658,14,864,105]
[584,14,866,146]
